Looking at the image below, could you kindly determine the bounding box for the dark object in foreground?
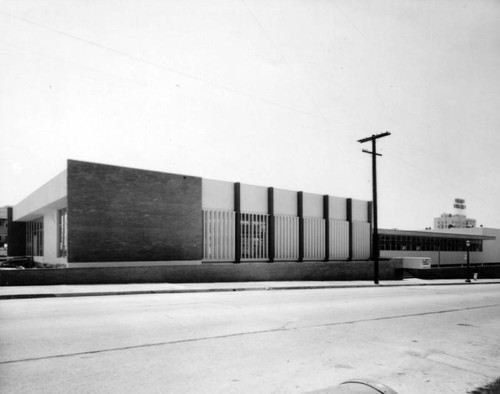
[0,256,35,269]
[469,377,500,394]
[307,378,399,393]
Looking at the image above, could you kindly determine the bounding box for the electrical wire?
[0,10,328,121]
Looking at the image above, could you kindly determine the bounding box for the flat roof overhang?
[13,170,67,222]
[380,228,495,241]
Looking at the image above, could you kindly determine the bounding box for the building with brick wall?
[5,160,499,285]
[7,159,374,269]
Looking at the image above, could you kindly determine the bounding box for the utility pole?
[358,131,391,284]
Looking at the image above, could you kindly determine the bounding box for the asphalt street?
[1,284,499,393]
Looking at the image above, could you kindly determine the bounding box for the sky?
[1,0,499,230]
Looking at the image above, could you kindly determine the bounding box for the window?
[26,217,44,256]
[378,234,484,253]
[57,208,68,258]
[240,213,268,260]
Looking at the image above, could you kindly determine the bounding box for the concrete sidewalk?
[1,278,500,299]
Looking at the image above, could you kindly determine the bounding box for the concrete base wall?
[406,265,500,280]
[0,260,402,286]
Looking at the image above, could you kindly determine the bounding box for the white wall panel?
[380,250,483,266]
[352,221,371,259]
[274,189,297,216]
[352,199,369,222]
[303,192,323,218]
[202,179,234,211]
[203,210,235,261]
[274,215,299,260]
[304,217,325,260]
[329,196,347,220]
[241,184,268,214]
[329,219,349,260]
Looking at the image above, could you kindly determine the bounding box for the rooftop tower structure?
[434,198,476,229]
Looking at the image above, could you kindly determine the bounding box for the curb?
[1,280,499,300]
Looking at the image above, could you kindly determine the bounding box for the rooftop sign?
[454,198,466,209]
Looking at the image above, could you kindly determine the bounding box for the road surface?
[1,284,499,393]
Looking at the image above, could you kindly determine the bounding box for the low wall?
[406,265,500,280]
[0,260,402,286]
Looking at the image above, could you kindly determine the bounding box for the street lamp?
[465,240,471,283]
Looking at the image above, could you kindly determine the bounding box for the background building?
[432,227,500,265]
[434,214,477,229]
[379,228,494,267]
[380,197,499,266]
[434,198,476,229]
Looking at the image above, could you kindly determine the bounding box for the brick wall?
[67,160,202,262]
[0,260,403,286]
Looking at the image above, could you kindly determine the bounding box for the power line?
[0,41,153,89]
[240,0,335,127]
[0,10,326,120]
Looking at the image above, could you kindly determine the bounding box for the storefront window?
[57,208,68,258]
[379,234,482,253]
[26,217,44,256]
